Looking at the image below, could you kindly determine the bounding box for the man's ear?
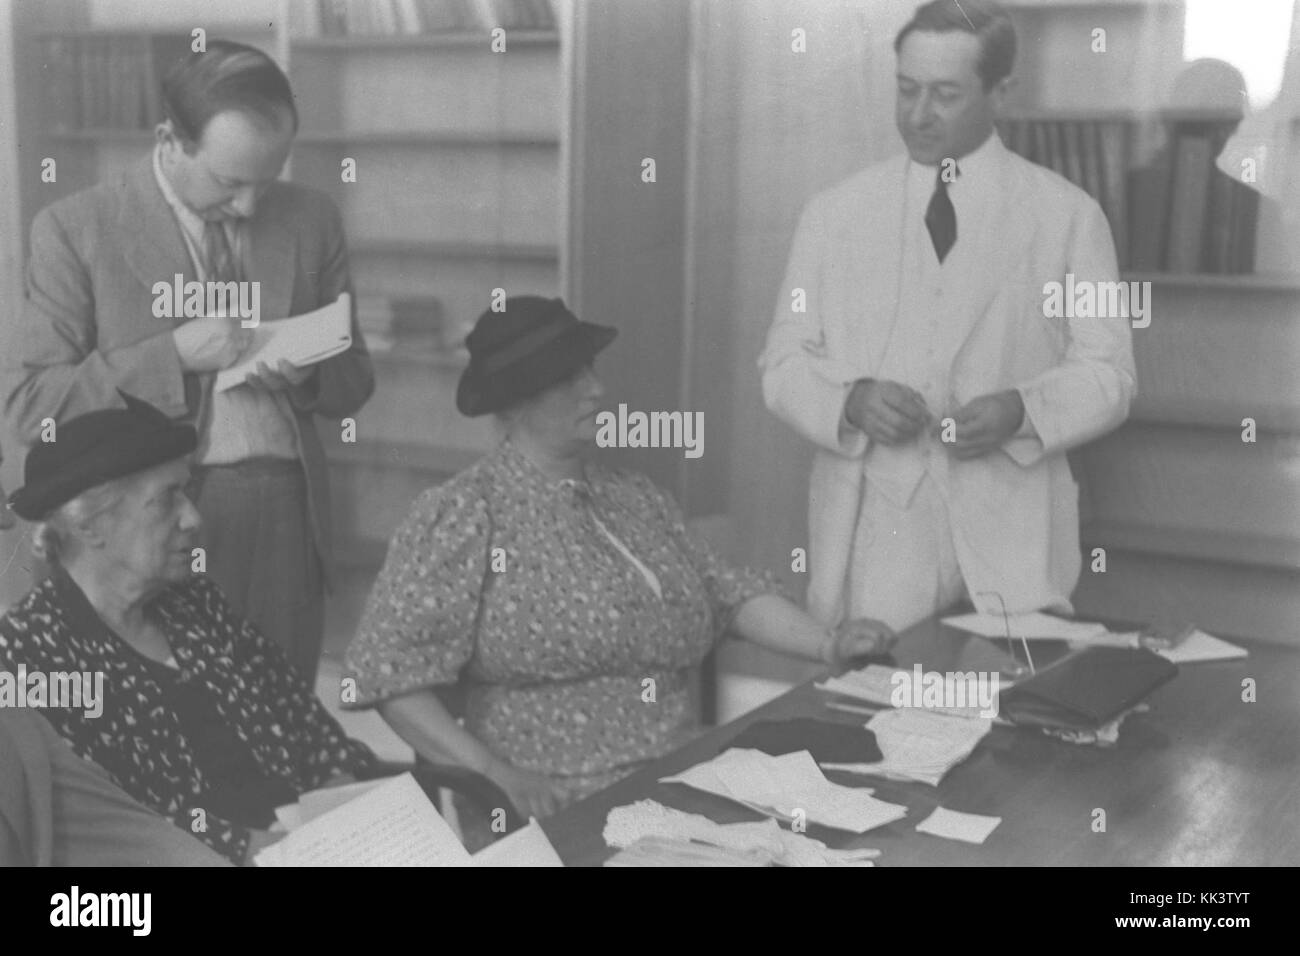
[989,74,1016,114]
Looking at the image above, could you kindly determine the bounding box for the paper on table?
[1155,629,1247,663]
[915,807,1001,844]
[662,748,907,833]
[941,611,1110,642]
[254,772,471,867]
[214,293,352,392]
[823,709,992,787]
[471,818,564,867]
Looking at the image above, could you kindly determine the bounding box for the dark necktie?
[925,170,957,263]
[203,220,240,285]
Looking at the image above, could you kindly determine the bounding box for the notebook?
[999,646,1178,731]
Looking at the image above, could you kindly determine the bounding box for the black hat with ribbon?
[8,392,198,521]
[456,296,616,417]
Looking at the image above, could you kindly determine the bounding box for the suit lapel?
[941,141,1036,365]
[121,156,195,306]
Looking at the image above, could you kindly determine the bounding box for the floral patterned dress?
[344,441,778,801]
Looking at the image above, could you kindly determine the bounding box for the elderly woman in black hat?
[345,297,896,832]
[0,395,374,864]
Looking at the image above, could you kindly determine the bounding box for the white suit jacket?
[759,136,1136,626]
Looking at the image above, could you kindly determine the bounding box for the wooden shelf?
[1002,108,1246,123]
[1122,271,1300,292]
[350,238,559,263]
[290,31,559,51]
[1082,519,1300,572]
[296,129,559,147]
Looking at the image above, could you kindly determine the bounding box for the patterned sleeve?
[193,577,375,792]
[343,481,492,708]
[629,472,785,638]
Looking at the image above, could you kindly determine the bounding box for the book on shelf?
[42,34,191,132]
[296,0,554,36]
[1164,132,1213,273]
[1000,116,1259,274]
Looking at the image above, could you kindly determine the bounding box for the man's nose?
[910,90,936,127]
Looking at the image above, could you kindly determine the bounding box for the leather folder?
[1000,645,1179,730]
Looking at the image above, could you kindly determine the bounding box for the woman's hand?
[486,760,568,820]
[822,617,898,667]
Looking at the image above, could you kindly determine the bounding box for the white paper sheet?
[1156,629,1247,663]
[661,748,907,833]
[823,709,992,787]
[470,819,564,867]
[215,293,352,391]
[941,611,1110,642]
[254,772,471,867]
[915,807,1002,844]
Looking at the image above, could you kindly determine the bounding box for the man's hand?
[938,389,1025,460]
[844,378,931,445]
[245,358,313,393]
[486,759,567,820]
[173,316,254,372]
[822,618,898,667]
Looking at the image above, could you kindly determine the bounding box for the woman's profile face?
[515,362,605,451]
[94,460,203,592]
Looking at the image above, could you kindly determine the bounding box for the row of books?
[998,118,1259,274]
[1128,123,1260,275]
[297,0,554,36]
[41,35,191,132]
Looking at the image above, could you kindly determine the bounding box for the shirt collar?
[905,129,1003,193]
[152,144,206,242]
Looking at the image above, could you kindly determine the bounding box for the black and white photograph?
[0,0,1294,905]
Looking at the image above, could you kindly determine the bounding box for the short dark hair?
[161,40,298,146]
[894,0,1017,91]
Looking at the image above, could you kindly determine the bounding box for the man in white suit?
[760,0,1135,632]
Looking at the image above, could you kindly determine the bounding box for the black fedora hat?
[8,392,197,521]
[456,296,616,417]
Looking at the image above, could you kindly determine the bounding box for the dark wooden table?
[541,615,1300,865]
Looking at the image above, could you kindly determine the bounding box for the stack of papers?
[260,772,564,867]
[661,748,907,833]
[823,709,992,786]
[257,773,471,866]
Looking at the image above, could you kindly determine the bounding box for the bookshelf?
[999,0,1300,643]
[4,0,574,594]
